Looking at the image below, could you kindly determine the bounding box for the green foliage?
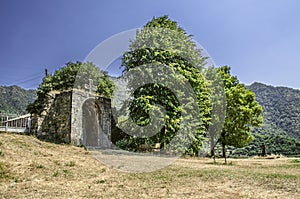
[223,81,300,157]
[94,179,106,184]
[52,170,59,177]
[249,82,300,140]
[97,72,115,98]
[204,67,226,157]
[30,161,44,169]
[51,61,82,91]
[65,161,76,167]
[230,132,300,157]
[231,82,300,157]
[128,15,207,70]
[27,61,115,115]
[217,66,263,155]
[291,159,300,163]
[119,16,211,154]
[0,161,9,179]
[0,86,36,114]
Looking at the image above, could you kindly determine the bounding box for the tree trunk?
[211,149,216,163]
[210,138,215,162]
[222,143,227,164]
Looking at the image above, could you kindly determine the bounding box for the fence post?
[5,116,8,132]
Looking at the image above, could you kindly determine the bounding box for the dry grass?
[0,133,299,198]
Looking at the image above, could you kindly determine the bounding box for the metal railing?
[0,113,31,133]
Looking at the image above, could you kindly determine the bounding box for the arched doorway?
[82,99,102,147]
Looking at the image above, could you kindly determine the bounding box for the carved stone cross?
[85,79,97,93]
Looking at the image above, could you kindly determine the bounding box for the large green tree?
[204,67,226,160]
[118,16,211,154]
[218,66,263,163]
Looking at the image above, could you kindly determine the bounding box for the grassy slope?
[0,133,299,199]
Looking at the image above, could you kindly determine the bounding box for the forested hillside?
[0,86,36,114]
[231,82,300,157]
[249,82,300,140]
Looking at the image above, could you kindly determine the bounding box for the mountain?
[0,85,37,115]
[231,82,300,157]
[249,82,300,139]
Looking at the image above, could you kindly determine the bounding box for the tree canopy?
[117,16,211,154]
[217,66,263,162]
[27,61,115,115]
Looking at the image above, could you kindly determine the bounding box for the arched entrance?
[82,99,102,147]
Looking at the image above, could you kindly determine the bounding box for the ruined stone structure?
[71,89,112,148]
[31,89,112,148]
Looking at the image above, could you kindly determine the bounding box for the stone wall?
[33,90,72,143]
[31,89,112,147]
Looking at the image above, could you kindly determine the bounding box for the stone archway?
[82,99,102,147]
[70,90,112,148]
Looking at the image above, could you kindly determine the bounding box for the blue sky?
[0,0,300,89]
